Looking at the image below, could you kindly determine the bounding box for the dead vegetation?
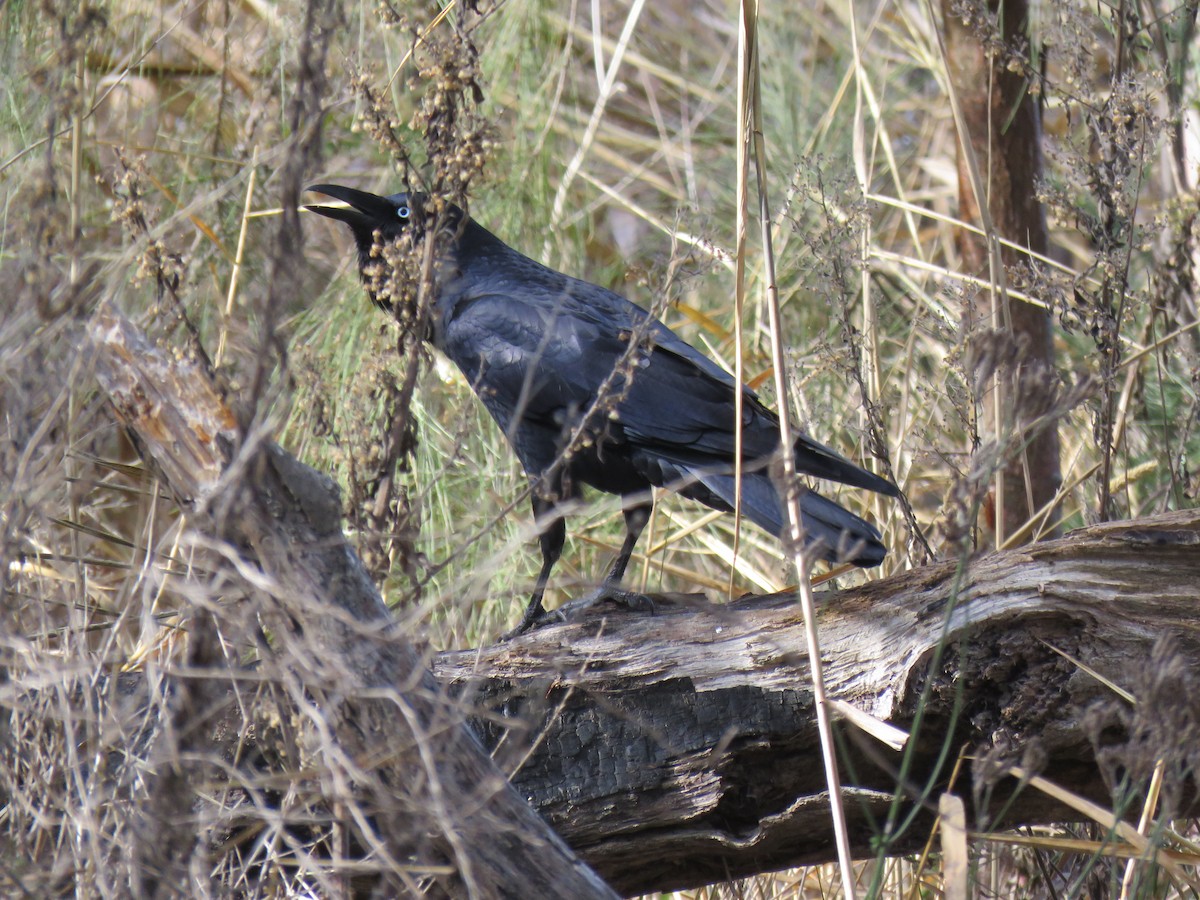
[2,0,1200,895]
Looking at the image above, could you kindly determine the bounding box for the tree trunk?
[942,0,1063,545]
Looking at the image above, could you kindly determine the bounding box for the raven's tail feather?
[694,470,887,567]
[793,434,899,497]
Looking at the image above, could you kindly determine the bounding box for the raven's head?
[306,185,432,261]
[306,184,466,314]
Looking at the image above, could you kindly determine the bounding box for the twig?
[739,0,858,894]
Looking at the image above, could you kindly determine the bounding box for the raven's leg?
[506,494,566,638]
[551,498,656,622]
[506,497,654,637]
[603,500,652,588]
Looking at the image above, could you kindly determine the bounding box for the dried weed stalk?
[327,7,498,589]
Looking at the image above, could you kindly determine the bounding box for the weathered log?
[436,512,1200,894]
[87,306,618,900]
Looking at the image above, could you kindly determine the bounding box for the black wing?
[440,283,894,494]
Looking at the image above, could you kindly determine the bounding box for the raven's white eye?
[397,205,411,219]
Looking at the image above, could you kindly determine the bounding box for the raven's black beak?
[305,184,394,226]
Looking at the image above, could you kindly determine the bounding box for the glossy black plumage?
[307,185,898,633]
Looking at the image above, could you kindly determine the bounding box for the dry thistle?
[107,154,186,297]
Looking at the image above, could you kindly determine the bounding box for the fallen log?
[436,512,1200,893]
[86,306,618,899]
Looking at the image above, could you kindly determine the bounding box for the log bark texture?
[437,513,1200,893]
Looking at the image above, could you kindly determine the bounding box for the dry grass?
[2,0,1199,895]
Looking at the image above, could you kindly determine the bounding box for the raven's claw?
[499,586,655,641]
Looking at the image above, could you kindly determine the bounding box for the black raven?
[306,185,898,633]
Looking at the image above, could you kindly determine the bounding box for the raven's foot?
[500,586,655,641]
[500,606,566,642]
[554,585,656,619]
